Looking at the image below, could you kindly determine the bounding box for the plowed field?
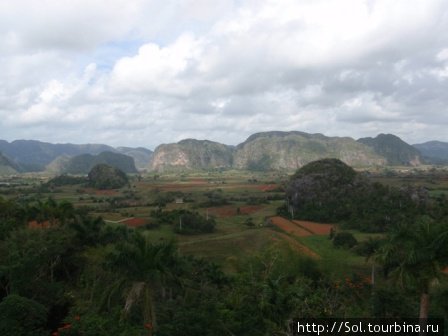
[270,216,312,237]
[292,220,334,235]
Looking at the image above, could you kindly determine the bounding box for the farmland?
[0,168,409,276]
[1,165,448,334]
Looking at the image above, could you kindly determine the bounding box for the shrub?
[332,232,358,249]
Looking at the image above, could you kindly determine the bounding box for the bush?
[332,232,357,249]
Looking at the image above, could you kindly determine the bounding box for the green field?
[1,167,447,278]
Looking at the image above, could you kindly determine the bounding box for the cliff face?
[149,139,234,172]
[358,134,423,166]
[233,131,386,170]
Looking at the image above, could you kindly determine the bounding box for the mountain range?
[0,140,152,173]
[0,132,447,174]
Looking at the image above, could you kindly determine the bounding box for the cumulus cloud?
[0,0,448,148]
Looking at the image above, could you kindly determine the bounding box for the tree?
[376,218,448,318]
[355,237,383,286]
[88,164,129,189]
[0,294,47,336]
[106,234,180,335]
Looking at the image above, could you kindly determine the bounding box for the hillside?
[0,140,116,172]
[357,134,422,166]
[149,139,234,171]
[87,164,129,189]
[413,141,448,164]
[0,152,19,175]
[46,151,138,174]
[116,147,153,169]
[233,131,385,170]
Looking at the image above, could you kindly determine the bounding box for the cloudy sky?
[1,0,447,149]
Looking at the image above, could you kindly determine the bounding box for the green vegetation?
[285,158,426,232]
[46,174,86,187]
[87,164,129,189]
[0,163,448,334]
[358,133,423,166]
[332,231,358,249]
[61,151,138,174]
[0,294,47,336]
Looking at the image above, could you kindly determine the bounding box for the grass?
[298,235,369,278]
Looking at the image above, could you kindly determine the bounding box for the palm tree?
[376,218,448,318]
[363,237,383,287]
[106,233,179,335]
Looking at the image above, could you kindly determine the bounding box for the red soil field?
[120,217,148,227]
[256,184,278,192]
[208,205,264,218]
[292,220,334,235]
[270,216,312,237]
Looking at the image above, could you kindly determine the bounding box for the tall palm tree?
[376,218,448,318]
[363,237,383,287]
[106,233,179,335]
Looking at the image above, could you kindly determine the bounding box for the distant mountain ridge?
[0,139,152,172]
[1,131,445,174]
[413,141,448,164]
[357,134,422,166]
[149,131,387,171]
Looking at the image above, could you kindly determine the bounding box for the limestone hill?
[358,133,422,166]
[150,139,234,172]
[46,151,138,174]
[233,131,386,170]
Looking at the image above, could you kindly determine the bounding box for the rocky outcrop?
[149,139,234,172]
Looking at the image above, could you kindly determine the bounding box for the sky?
[1,0,448,149]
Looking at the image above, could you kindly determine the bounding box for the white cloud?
[1,0,448,148]
[110,34,203,96]
[0,0,144,52]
